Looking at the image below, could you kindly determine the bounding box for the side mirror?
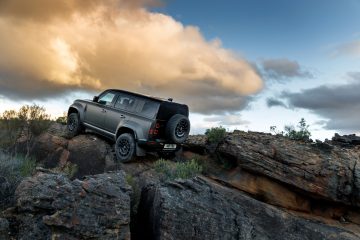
[93,96,99,102]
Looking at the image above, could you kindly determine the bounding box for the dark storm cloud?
[281,73,360,131]
[260,58,313,80]
[266,97,287,108]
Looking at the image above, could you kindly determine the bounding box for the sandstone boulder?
[29,123,115,178]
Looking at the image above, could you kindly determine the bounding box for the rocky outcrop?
[137,177,360,240]
[4,170,131,240]
[4,125,360,239]
[186,131,360,208]
[331,133,360,147]
[28,123,115,178]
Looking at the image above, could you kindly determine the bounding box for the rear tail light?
[149,120,163,136]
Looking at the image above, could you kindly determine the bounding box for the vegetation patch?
[270,118,311,141]
[0,152,37,210]
[205,126,227,144]
[154,159,203,181]
[0,104,51,157]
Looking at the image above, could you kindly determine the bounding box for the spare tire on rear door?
[165,114,190,144]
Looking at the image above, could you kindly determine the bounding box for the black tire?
[165,114,190,144]
[115,133,136,163]
[67,113,83,138]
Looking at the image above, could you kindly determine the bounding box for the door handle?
[120,115,126,119]
[101,109,106,113]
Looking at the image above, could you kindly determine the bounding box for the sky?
[0,0,360,140]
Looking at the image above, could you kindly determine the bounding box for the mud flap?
[136,144,146,157]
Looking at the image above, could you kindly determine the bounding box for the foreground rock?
[4,171,131,240]
[137,177,360,240]
[0,218,9,240]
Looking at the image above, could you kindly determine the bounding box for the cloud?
[260,58,312,80]
[266,98,287,108]
[281,73,360,132]
[0,0,263,114]
[332,40,360,57]
[204,114,249,126]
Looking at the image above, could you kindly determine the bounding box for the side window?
[136,99,159,118]
[98,92,116,106]
[115,94,137,111]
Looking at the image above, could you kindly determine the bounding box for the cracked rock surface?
[5,171,131,240]
[137,177,360,240]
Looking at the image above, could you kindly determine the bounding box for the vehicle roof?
[106,89,174,103]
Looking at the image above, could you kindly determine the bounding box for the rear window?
[115,94,137,111]
[135,99,160,118]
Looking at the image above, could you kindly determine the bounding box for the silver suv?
[66,89,190,162]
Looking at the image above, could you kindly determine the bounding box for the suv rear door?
[103,92,137,133]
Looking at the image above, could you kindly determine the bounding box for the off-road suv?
[66,89,190,162]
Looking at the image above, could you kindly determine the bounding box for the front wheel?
[66,113,83,138]
[115,133,136,163]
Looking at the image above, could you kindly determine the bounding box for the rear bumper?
[137,139,181,152]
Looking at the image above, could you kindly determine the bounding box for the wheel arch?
[116,126,147,157]
[116,127,137,140]
[67,102,85,122]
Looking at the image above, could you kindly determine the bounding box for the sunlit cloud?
[0,0,263,114]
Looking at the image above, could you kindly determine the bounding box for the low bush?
[56,112,68,125]
[154,159,203,181]
[205,126,227,143]
[0,152,37,210]
[0,104,51,156]
[270,118,311,141]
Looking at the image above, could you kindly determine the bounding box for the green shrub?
[0,152,37,210]
[270,118,311,141]
[19,157,37,177]
[0,104,51,156]
[56,112,67,125]
[154,159,203,181]
[205,126,227,143]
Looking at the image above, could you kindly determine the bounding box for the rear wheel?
[165,114,190,144]
[67,113,83,138]
[115,133,136,163]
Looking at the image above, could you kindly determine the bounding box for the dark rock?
[332,133,360,147]
[137,177,360,240]
[27,123,115,178]
[183,135,208,154]
[0,218,9,240]
[30,131,68,168]
[67,135,111,178]
[8,171,131,240]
